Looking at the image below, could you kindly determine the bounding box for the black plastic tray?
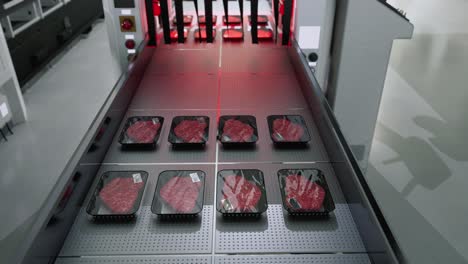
[198,15,217,25]
[248,15,269,25]
[222,29,244,40]
[86,171,148,220]
[218,115,258,147]
[118,116,164,149]
[168,116,210,147]
[278,169,335,216]
[173,15,193,25]
[267,115,311,146]
[217,169,268,217]
[152,170,206,218]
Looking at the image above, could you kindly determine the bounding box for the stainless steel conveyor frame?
[16,36,403,264]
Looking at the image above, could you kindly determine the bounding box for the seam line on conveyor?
[212,33,223,259]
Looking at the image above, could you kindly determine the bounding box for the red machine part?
[121,18,134,31]
[152,0,161,16]
[125,39,136,49]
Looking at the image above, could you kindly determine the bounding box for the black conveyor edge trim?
[205,0,213,42]
[251,0,258,44]
[175,0,185,43]
[160,0,171,44]
[145,0,156,46]
[281,0,292,45]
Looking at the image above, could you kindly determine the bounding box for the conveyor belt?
[58,14,370,263]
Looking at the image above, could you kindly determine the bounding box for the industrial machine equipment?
[6,0,413,263]
[0,0,104,87]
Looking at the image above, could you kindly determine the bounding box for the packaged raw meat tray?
[217,169,268,216]
[169,116,210,147]
[278,169,335,216]
[86,171,148,219]
[248,15,269,25]
[173,15,193,25]
[257,28,274,40]
[267,115,311,145]
[218,115,258,146]
[170,28,189,41]
[198,15,217,25]
[119,116,164,149]
[152,170,206,217]
[222,29,244,40]
[223,15,242,25]
[194,29,217,40]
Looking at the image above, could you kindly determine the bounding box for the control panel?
[103,0,148,70]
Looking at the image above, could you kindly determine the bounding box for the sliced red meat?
[257,29,273,39]
[222,119,254,142]
[160,177,202,213]
[223,29,243,39]
[222,175,261,212]
[126,120,161,143]
[174,119,207,143]
[223,15,242,24]
[99,178,144,214]
[284,175,325,211]
[272,118,305,142]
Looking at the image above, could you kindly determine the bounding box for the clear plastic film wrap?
[118,116,164,148]
[169,116,210,146]
[278,169,335,216]
[152,170,206,217]
[218,115,258,146]
[267,115,311,145]
[217,169,268,216]
[86,171,148,219]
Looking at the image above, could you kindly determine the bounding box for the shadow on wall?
[374,122,451,197]
[390,33,468,161]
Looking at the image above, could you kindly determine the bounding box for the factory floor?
[366,0,468,263]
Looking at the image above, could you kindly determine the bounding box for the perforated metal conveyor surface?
[57,13,370,264]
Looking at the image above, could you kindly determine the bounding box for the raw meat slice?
[174,119,207,143]
[126,121,161,143]
[222,119,254,142]
[223,15,242,24]
[160,177,202,213]
[272,118,305,142]
[257,29,273,39]
[223,29,243,39]
[99,178,145,214]
[222,175,262,212]
[249,15,269,24]
[284,175,325,211]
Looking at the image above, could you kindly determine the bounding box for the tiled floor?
[367,0,468,263]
